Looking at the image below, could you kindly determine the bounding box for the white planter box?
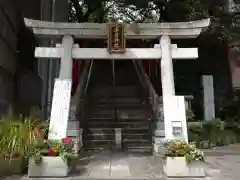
[163,157,205,177]
[28,156,71,177]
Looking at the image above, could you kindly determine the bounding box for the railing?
[75,60,94,121]
[132,60,163,121]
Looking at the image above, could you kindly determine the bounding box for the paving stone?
[110,159,131,177]
[88,168,110,177]
[88,159,111,177]
[73,165,90,177]
[5,145,240,180]
[128,156,158,178]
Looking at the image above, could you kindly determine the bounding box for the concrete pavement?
[4,144,240,180]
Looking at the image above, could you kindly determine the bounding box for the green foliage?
[163,140,204,163]
[186,109,196,122]
[219,90,240,121]
[188,118,240,148]
[165,0,240,44]
[69,0,239,47]
[0,115,47,160]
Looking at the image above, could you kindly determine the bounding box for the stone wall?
[0,68,14,115]
[0,0,22,115]
[0,0,42,116]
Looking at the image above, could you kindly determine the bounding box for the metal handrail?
[111,60,119,125]
[132,60,163,120]
[83,59,94,97]
[75,60,94,120]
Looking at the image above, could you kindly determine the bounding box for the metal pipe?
[40,0,52,118]
[46,0,56,117]
[112,60,116,90]
[111,59,118,126]
[83,59,94,97]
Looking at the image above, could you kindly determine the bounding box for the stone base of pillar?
[73,128,83,154]
[115,128,122,149]
[79,128,83,147]
[153,143,161,155]
[152,127,166,155]
[155,121,165,130]
[152,136,165,156]
[67,128,83,154]
[72,138,80,154]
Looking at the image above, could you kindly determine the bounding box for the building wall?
[0,0,22,114]
[0,0,42,116]
[0,0,69,115]
[37,0,69,116]
[19,0,41,19]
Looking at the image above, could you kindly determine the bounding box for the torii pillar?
[160,35,175,139]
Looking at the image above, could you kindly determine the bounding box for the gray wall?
[0,0,22,115]
[0,0,41,116]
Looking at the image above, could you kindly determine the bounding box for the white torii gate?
[25,18,210,145]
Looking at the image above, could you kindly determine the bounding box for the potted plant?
[28,137,77,177]
[162,140,205,177]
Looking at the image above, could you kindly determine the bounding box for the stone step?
[126,105,152,111]
[87,121,149,128]
[86,110,151,120]
[86,121,115,127]
[87,111,115,118]
[83,147,108,151]
[96,97,143,105]
[123,139,150,145]
[120,119,151,123]
[83,140,115,148]
[83,133,114,141]
[84,128,115,134]
[90,101,148,108]
[118,109,151,119]
[89,86,141,97]
[122,128,150,134]
[87,114,150,120]
[90,97,144,104]
[123,145,152,152]
[118,114,150,120]
[87,108,115,116]
[86,106,151,117]
[92,102,145,108]
[122,133,150,140]
[87,117,150,123]
[86,117,115,124]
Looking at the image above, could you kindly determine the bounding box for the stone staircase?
[81,61,153,152]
